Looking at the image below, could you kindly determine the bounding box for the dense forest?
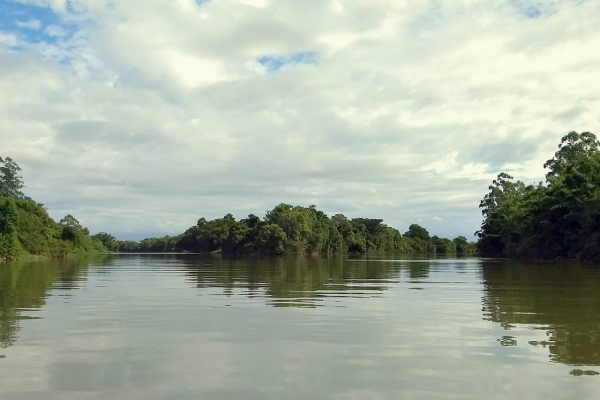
[109,206,473,256]
[2,155,472,260]
[8,131,600,262]
[0,157,107,261]
[477,131,600,262]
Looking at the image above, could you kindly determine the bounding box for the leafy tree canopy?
[404,224,430,241]
[544,131,600,178]
[163,204,471,256]
[478,131,600,262]
[0,157,26,200]
[60,214,83,229]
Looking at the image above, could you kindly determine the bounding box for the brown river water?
[1,255,599,399]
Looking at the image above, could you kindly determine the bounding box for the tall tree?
[0,157,26,199]
[544,131,600,178]
[404,224,430,241]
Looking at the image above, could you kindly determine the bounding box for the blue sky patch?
[258,52,318,72]
[521,5,542,18]
[0,1,73,46]
[509,0,543,19]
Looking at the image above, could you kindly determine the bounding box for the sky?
[0,0,599,241]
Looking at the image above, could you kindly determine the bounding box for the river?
[1,255,599,399]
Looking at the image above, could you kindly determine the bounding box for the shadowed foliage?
[477,131,600,263]
[120,204,475,256]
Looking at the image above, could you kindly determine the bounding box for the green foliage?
[256,224,287,254]
[431,236,457,254]
[12,199,59,256]
[57,214,105,254]
[477,131,600,262]
[92,232,120,252]
[0,157,26,200]
[453,236,470,253]
[0,156,107,261]
[402,224,434,253]
[1,154,473,260]
[0,198,22,261]
[544,131,600,179]
[170,204,464,255]
[118,236,180,253]
[405,224,430,241]
[0,197,106,260]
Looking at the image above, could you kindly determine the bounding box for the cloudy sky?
[1,0,598,240]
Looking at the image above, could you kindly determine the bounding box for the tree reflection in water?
[0,257,112,349]
[481,262,600,368]
[183,256,407,308]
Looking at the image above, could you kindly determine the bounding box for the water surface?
[1,255,599,399]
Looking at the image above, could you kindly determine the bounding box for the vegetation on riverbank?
[0,157,107,261]
[2,153,470,259]
[117,205,473,256]
[477,131,600,262]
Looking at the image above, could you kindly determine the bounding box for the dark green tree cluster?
[92,232,120,252]
[171,203,471,255]
[117,236,179,253]
[477,131,600,262]
[0,157,107,261]
[0,198,21,261]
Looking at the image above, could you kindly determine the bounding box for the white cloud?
[0,32,19,48]
[44,25,68,37]
[16,19,42,30]
[165,50,229,87]
[421,152,459,174]
[1,0,600,240]
[235,0,269,8]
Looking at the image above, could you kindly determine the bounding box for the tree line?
[2,154,473,260]
[10,131,599,262]
[477,131,600,262]
[1,154,472,260]
[102,205,473,255]
[7,130,600,262]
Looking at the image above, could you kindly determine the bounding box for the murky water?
[1,255,600,399]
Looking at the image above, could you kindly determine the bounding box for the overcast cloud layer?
[1,0,599,240]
